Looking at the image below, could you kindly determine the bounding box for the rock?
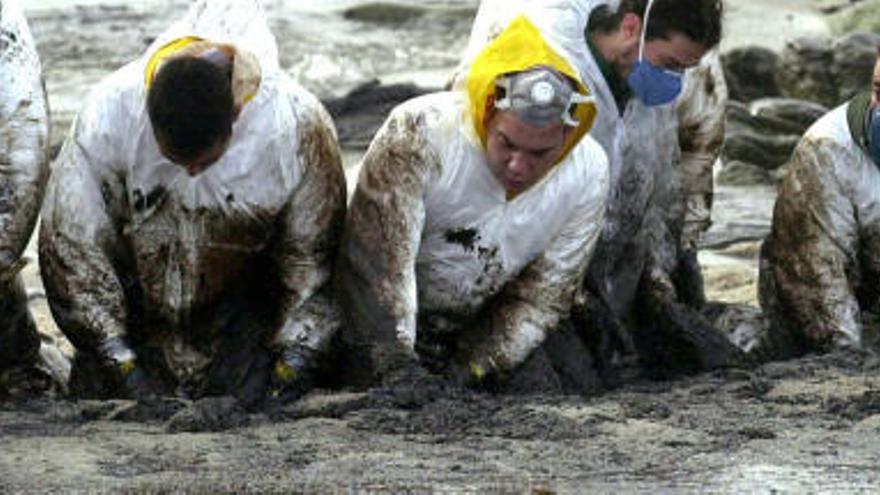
[721,46,782,102]
[716,160,774,186]
[342,3,428,25]
[722,131,800,170]
[778,33,880,108]
[750,97,828,135]
[779,36,837,107]
[830,0,880,35]
[831,32,880,102]
[342,3,476,26]
[322,80,436,149]
[726,101,805,137]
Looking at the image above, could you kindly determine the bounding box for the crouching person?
[338,16,609,393]
[39,0,346,406]
[759,50,880,358]
[0,0,67,398]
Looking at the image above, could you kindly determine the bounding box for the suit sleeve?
[270,102,347,361]
[759,136,862,348]
[39,97,134,365]
[337,107,438,376]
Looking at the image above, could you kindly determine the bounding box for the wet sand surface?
[4,1,880,492]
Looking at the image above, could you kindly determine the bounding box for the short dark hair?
[588,0,723,49]
[147,56,234,160]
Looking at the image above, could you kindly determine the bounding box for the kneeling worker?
[760,49,880,357]
[339,15,609,389]
[0,0,66,397]
[39,0,346,405]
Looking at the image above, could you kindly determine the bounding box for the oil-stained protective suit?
[39,0,346,401]
[338,15,609,387]
[458,0,743,374]
[760,94,880,355]
[0,0,61,397]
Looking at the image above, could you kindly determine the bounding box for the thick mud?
[3,349,880,492]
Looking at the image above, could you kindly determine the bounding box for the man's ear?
[620,12,642,44]
[483,93,497,130]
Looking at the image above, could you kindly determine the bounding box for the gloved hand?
[117,359,161,401]
[445,357,493,390]
[270,348,313,403]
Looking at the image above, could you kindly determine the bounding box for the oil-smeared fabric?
[338,89,608,384]
[39,0,346,398]
[0,0,58,396]
[456,0,739,371]
[760,102,880,354]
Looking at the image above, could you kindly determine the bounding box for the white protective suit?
[456,1,730,364]
[760,96,880,353]
[39,0,346,394]
[0,0,55,392]
[339,15,609,384]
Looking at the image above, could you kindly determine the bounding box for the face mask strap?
[494,77,513,110]
[561,93,595,127]
[638,0,655,62]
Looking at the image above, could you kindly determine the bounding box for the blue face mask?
[868,106,880,165]
[626,0,684,106]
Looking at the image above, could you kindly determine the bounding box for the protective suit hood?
[466,15,597,164]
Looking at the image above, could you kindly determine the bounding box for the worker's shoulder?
[269,74,334,127]
[568,133,609,183]
[81,62,145,118]
[389,91,463,122]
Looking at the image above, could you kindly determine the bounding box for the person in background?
[39,0,346,406]
[455,0,745,380]
[338,14,609,392]
[759,50,880,357]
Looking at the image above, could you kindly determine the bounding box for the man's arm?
[638,85,746,372]
[759,136,861,350]
[337,107,437,385]
[674,50,727,251]
[0,5,50,274]
[270,103,347,375]
[39,119,133,373]
[450,149,609,383]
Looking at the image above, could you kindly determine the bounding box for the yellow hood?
[467,15,596,164]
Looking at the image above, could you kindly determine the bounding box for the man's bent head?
[148,56,234,176]
[484,68,583,195]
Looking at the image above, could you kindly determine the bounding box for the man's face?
[156,132,230,177]
[642,31,707,74]
[871,57,880,107]
[617,14,707,79]
[484,110,568,195]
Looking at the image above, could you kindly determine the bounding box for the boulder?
[721,46,782,103]
[779,36,837,108]
[726,101,805,137]
[831,32,880,102]
[778,32,880,108]
[722,130,801,170]
[830,0,880,35]
[322,80,435,149]
[750,98,828,135]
